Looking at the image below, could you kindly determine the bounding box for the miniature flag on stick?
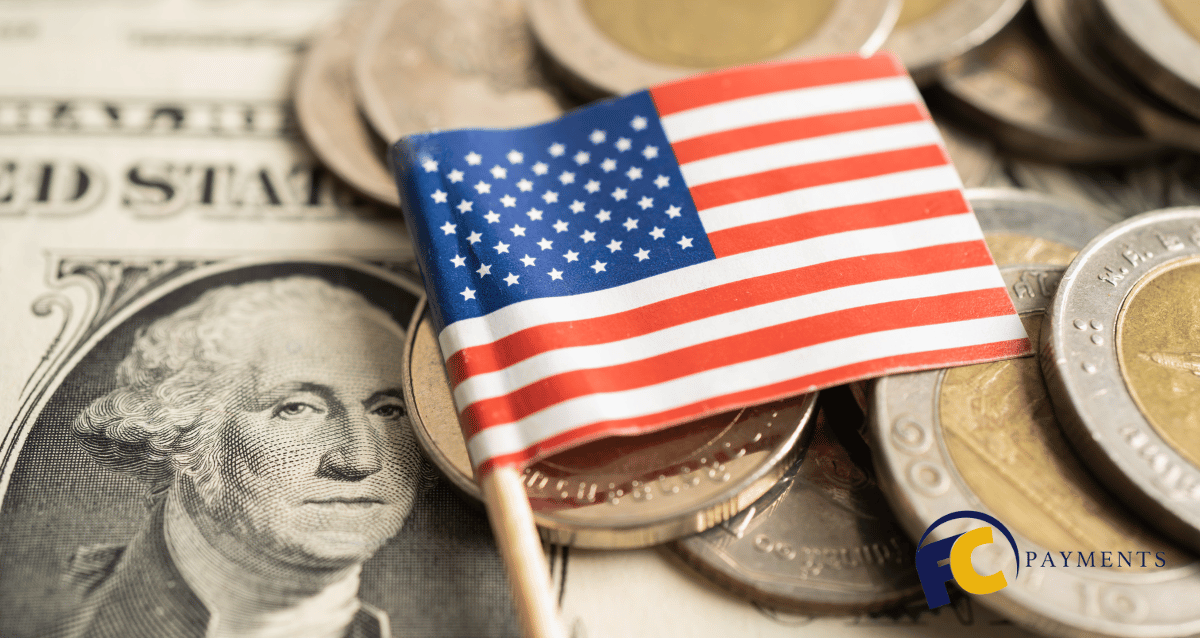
[394,53,1030,476]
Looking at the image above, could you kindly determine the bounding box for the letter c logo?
[949,526,1007,595]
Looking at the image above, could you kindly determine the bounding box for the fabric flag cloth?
[393,52,1031,475]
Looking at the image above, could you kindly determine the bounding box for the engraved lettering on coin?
[1117,257,1200,470]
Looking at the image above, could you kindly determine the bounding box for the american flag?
[394,53,1030,474]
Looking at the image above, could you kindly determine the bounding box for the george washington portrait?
[0,263,516,638]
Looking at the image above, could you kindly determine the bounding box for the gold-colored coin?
[581,0,835,68]
[941,312,1183,570]
[895,0,952,28]
[1118,256,1200,470]
[983,232,1078,267]
[1162,0,1200,44]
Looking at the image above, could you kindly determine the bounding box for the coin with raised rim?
[874,264,1200,638]
[1034,0,1200,154]
[968,188,1112,267]
[667,389,922,615]
[1091,0,1200,121]
[885,0,1024,85]
[294,1,399,207]
[402,300,818,548]
[935,9,1160,163]
[353,0,582,145]
[525,0,901,97]
[1042,207,1200,553]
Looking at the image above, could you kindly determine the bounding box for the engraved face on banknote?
[0,262,517,638]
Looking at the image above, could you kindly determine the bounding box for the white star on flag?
[494,241,510,254]
[612,188,627,200]
[642,145,658,159]
[654,175,669,188]
[520,254,536,267]
[517,179,533,192]
[548,143,565,156]
[630,115,647,130]
[491,165,507,179]
[596,210,612,223]
[510,224,526,236]
[634,248,650,261]
[584,180,601,193]
[580,230,596,243]
[422,158,438,172]
[601,158,617,172]
[548,268,563,280]
[677,236,693,249]
[563,250,579,262]
[559,171,575,184]
[467,231,482,244]
[606,239,622,252]
[590,260,607,273]
[623,218,638,230]
[484,211,501,223]
[457,200,473,213]
[589,130,606,144]
[626,167,642,180]
[475,264,491,277]
[527,208,544,220]
[465,152,481,165]
[440,221,456,235]
[542,191,558,203]
[553,220,568,233]
[451,254,466,267]
[507,150,523,164]
[615,138,631,151]
[574,151,590,165]
[638,196,653,210]
[500,194,516,207]
[537,238,553,250]
[460,287,475,300]
[569,200,586,213]
[431,190,447,203]
[649,227,665,239]
[504,273,520,286]
[532,162,548,175]
[448,170,464,183]
[474,181,491,194]
[665,205,681,218]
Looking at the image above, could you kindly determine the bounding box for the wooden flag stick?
[479,465,569,638]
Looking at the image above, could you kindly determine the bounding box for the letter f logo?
[915,511,1020,609]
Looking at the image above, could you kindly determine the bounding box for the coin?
[967,187,1111,267]
[1034,0,1200,154]
[1041,207,1200,553]
[525,0,901,97]
[873,264,1200,638]
[1090,0,1200,122]
[402,301,818,549]
[935,116,1012,188]
[294,1,400,208]
[884,0,1024,85]
[934,9,1161,163]
[666,388,922,615]
[353,0,581,145]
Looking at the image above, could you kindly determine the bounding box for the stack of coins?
[291,0,1200,633]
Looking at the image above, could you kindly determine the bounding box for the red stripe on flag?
[445,241,996,386]
[708,190,970,257]
[671,104,928,163]
[459,287,1017,435]
[649,54,905,117]
[688,145,950,211]
[472,338,1031,474]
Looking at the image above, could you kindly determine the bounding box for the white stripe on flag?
[465,314,1029,466]
[697,165,962,232]
[679,121,942,186]
[439,213,987,354]
[658,76,921,142]
[451,266,1006,408]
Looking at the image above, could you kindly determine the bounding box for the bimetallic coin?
[935,10,1161,163]
[884,0,1024,85]
[403,302,818,548]
[353,0,581,145]
[1091,0,1200,121]
[667,392,922,614]
[526,0,901,97]
[294,1,399,207]
[967,188,1111,266]
[1034,0,1200,154]
[1042,207,1200,553]
[873,264,1200,638]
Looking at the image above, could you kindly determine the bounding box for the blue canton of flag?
[394,92,712,329]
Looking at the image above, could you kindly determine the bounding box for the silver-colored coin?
[294,1,400,207]
[667,402,922,614]
[402,301,819,549]
[525,0,901,98]
[1042,207,1200,553]
[1090,0,1200,121]
[353,0,581,145]
[968,187,1111,266]
[1034,0,1200,153]
[884,0,1025,85]
[873,264,1200,638]
[935,9,1161,163]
